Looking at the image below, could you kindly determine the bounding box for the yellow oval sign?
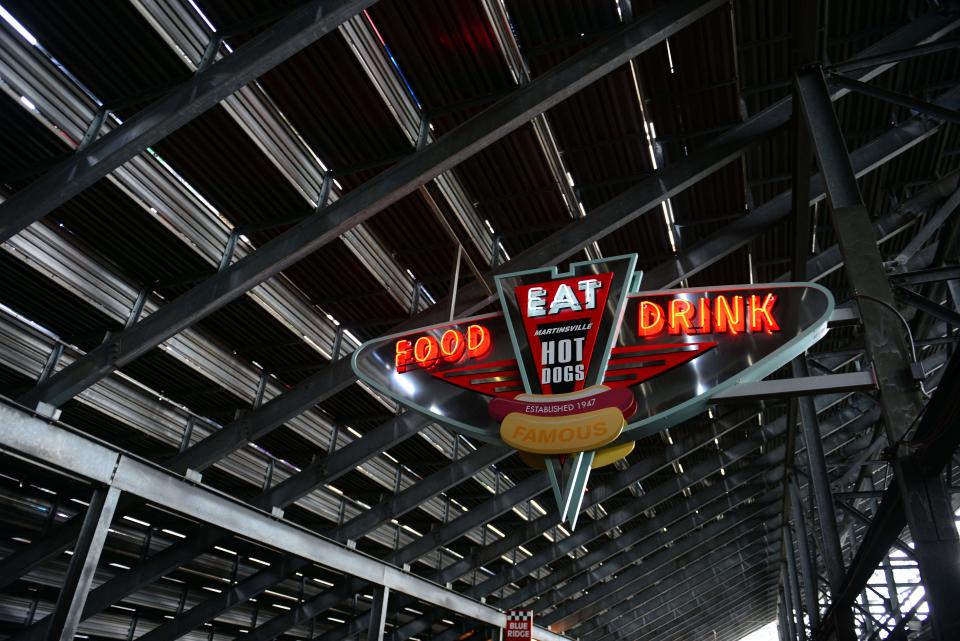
[516,440,635,470]
[500,407,625,455]
[591,440,635,468]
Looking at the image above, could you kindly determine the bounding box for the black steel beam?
[826,38,960,73]
[16,0,724,410]
[891,265,960,286]
[829,73,960,124]
[785,523,808,641]
[166,357,357,474]
[790,478,820,631]
[895,286,960,327]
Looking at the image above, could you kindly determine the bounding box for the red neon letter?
[466,324,491,359]
[395,339,413,373]
[413,335,440,368]
[715,295,745,334]
[668,299,695,335]
[439,329,466,363]
[749,294,780,333]
[698,297,712,334]
[638,301,665,337]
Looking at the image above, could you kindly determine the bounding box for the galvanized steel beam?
[0,402,570,641]
[43,486,120,641]
[9,435,503,641]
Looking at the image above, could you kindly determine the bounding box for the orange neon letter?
[413,335,440,368]
[749,294,780,333]
[638,301,665,337]
[395,339,413,372]
[698,297,712,334]
[715,295,745,334]
[668,299,695,335]
[466,324,492,359]
[439,329,466,363]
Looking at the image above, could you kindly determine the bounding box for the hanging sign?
[353,254,834,526]
[504,610,533,640]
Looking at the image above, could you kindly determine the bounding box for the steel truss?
[0,2,959,641]
[762,45,960,641]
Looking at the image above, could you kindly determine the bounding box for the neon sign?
[394,324,491,372]
[637,293,780,337]
[354,254,834,529]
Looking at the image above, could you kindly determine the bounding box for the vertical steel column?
[44,486,121,641]
[790,478,820,630]
[788,51,856,640]
[883,557,901,625]
[366,586,390,641]
[778,601,790,641]
[781,584,798,641]
[785,525,808,641]
[860,591,874,637]
[797,64,960,641]
[790,68,858,641]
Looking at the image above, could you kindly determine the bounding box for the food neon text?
[395,324,492,372]
[638,293,780,337]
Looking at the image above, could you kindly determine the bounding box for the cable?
[852,294,932,398]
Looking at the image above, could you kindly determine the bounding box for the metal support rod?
[794,358,856,640]
[790,477,820,630]
[894,184,960,266]
[44,486,120,641]
[219,230,239,272]
[895,285,960,326]
[883,556,902,625]
[449,244,463,322]
[782,584,798,641]
[826,37,960,73]
[419,185,491,296]
[125,287,150,330]
[829,73,960,124]
[785,528,808,641]
[77,107,109,152]
[38,344,64,384]
[779,604,790,641]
